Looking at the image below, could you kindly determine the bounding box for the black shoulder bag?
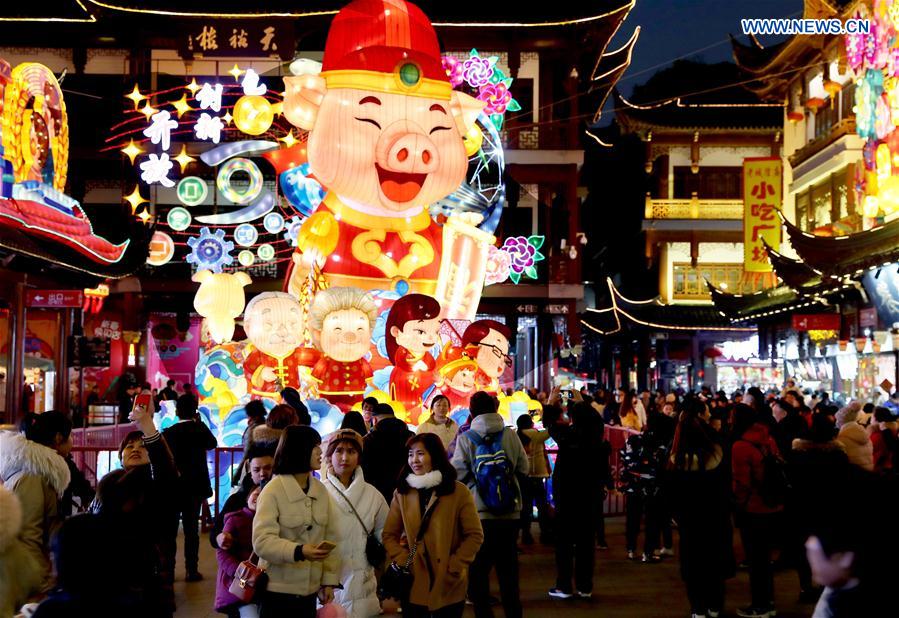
[328,478,387,568]
[378,495,439,602]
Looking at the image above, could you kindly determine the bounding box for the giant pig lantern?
[284,0,485,299]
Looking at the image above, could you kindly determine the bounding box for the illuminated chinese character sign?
[743,157,782,273]
[179,21,293,59]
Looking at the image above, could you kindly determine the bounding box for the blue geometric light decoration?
[186,227,234,272]
[283,215,304,247]
[280,162,325,216]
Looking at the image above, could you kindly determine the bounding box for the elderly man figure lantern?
[283,0,486,300]
[241,292,319,399]
[308,287,379,411]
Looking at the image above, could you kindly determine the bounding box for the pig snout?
[377,121,439,174]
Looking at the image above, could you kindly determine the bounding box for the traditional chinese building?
[0,0,638,420]
[732,0,862,235]
[583,60,783,390]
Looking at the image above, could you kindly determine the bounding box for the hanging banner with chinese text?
[179,21,294,59]
[743,157,782,273]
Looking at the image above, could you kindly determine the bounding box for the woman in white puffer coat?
[323,429,389,618]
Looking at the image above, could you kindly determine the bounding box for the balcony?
[788,117,857,169]
[644,194,743,220]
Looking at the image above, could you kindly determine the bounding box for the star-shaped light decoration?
[124,186,148,213]
[139,102,158,120]
[186,78,201,96]
[121,139,144,164]
[171,94,193,118]
[222,111,233,125]
[138,208,153,224]
[125,84,146,110]
[228,63,244,82]
[173,144,196,172]
[279,130,299,148]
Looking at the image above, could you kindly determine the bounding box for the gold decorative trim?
[321,69,452,100]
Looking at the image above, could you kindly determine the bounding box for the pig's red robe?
[293,192,442,295]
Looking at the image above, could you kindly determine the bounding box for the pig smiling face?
[308,88,467,212]
[283,74,485,214]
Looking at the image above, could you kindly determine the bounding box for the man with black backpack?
[452,391,529,618]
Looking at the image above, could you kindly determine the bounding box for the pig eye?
[429,125,451,135]
[355,117,381,130]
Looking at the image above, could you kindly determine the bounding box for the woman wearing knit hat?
[835,402,874,471]
[323,429,389,617]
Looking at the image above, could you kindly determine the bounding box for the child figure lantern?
[308,287,378,411]
[385,293,442,423]
[462,319,512,395]
[241,292,317,399]
[283,0,486,299]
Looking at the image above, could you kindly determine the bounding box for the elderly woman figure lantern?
[307,287,379,411]
[283,0,490,307]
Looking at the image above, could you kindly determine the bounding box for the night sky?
[610,0,801,97]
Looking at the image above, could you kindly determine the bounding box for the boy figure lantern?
[242,292,317,399]
[385,293,442,423]
[192,270,252,344]
[308,287,378,411]
[462,319,512,395]
[436,343,478,411]
[283,0,485,298]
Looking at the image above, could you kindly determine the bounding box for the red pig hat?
[321,0,452,100]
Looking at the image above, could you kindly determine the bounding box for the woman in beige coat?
[252,426,339,617]
[382,433,483,618]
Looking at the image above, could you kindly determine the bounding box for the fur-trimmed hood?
[251,424,283,447]
[0,431,70,498]
[0,483,23,551]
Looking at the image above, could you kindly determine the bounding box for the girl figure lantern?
[462,319,512,395]
[283,0,485,299]
[385,293,442,423]
[308,287,379,411]
[436,343,478,410]
[242,292,319,399]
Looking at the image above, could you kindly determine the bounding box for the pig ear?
[450,91,486,134]
[192,269,212,284]
[234,271,252,287]
[283,74,327,131]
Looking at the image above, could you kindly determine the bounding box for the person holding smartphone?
[252,426,339,617]
[92,389,179,617]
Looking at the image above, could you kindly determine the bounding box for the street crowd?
[1,381,898,618]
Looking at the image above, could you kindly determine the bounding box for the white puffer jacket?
[837,421,874,471]
[0,430,70,593]
[324,469,389,618]
[252,474,340,595]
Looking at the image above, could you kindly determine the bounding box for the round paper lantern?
[233,95,274,136]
